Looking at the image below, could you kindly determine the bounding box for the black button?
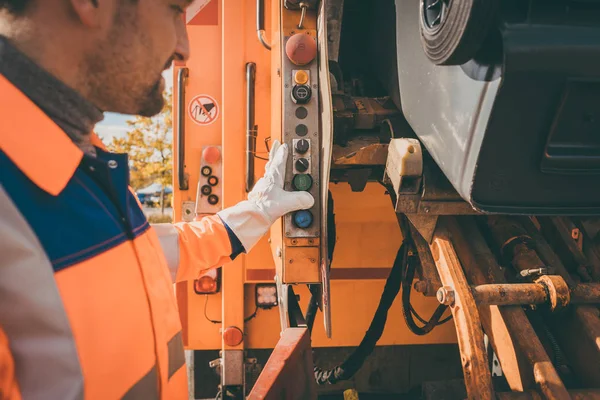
[201,166,212,177]
[295,107,308,119]
[292,85,312,104]
[208,194,219,205]
[295,139,309,154]
[295,124,308,137]
[201,185,212,195]
[208,176,219,186]
[295,158,309,172]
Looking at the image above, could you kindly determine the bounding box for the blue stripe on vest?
[1,150,149,272]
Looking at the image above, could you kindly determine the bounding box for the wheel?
[419,0,498,66]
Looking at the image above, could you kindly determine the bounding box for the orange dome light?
[223,326,244,347]
[194,268,220,294]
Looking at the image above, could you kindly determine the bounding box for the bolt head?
[436,286,455,306]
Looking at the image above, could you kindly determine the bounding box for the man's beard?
[136,77,165,117]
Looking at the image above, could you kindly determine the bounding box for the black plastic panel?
[471,21,600,214]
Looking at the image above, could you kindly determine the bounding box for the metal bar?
[472,283,600,306]
[519,217,600,388]
[410,223,442,297]
[246,62,257,192]
[497,390,600,400]
[518,217,577,287]
[450,217,569,398]
[176,67,189,190]
[248,328,317,400]
[537,217,599,281]
[472,284,548,306]
[572,283,600,304]
[256,0,271,50]
[430,218,495,400]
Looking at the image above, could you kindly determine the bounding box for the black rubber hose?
[313,243,406,385]
[396,213,451,335]
[401,243,449,335]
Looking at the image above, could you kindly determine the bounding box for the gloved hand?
[217,140,315,252]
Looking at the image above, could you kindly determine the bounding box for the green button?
[292,174,313,191]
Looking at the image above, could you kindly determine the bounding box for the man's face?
[84,0,190,117]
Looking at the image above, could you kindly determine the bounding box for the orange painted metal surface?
[173,0,457,353]
[248,328,317,400]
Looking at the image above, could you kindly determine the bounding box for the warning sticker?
[188,94,219,126]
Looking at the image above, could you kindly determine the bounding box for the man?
[0,0,314,399]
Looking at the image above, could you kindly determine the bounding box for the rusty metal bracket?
[535,275,571,312]
[385,140,478,216]
[430,218,495,400]
[450,217,570,398]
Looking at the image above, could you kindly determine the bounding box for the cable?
[314,243,405,385]
[410,304,452,326]
[397,213,451,335]
[204,295,221,324]
[203,295,259,324]
[244,306,259,323]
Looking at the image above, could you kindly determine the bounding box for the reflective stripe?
[0,188,84,400]
[122,365,159,400]
[167,332,185,379]
[152,223,180,282]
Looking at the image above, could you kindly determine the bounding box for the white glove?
[217,140,315,252]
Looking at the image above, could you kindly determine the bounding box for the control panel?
[282,30,320,239]
[195,145,223,215]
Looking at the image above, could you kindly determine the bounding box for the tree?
[107,90,173,214]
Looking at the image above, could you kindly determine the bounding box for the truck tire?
[419,0,498,66]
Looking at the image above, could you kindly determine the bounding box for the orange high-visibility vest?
[0,74,236,399]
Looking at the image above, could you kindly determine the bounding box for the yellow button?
[294,70,309,85]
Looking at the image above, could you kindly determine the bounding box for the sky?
[95,67,173,143]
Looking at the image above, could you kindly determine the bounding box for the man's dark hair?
[0,0,30,14]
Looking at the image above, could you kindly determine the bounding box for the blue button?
[293,210,313,229]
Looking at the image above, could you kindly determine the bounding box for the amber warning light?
[194,268,221,294]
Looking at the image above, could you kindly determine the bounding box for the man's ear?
[69,0,113,28]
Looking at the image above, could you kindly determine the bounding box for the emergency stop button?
[202,146,221,164]
[285,33,317,66]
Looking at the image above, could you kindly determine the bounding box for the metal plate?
[282,32,321,238]
[317,0,333,338]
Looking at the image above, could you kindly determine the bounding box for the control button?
[293,210,313,229]
[295,107,308,119]
[201,166,212,177]
[202,146,221,164]
[292,85,312,104]
[208,194,219,205]
[295,124,308,137]
[292,173,313,191]
[285,33,317,65]
[294,70,309,85]
[208,176,219,186]
[295,139,309,154]
[201,185,212,195]
[295,158,309,173]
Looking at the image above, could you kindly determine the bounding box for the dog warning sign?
[188,94,219,126]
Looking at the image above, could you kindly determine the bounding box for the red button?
[285,33,317,66]
[203,146,221,164]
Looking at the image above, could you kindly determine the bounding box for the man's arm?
[152,215,244,283]
[154,140,314,283]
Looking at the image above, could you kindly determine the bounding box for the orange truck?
[172,0,600,399]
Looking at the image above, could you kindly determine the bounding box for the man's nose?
[174,19,190,62]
